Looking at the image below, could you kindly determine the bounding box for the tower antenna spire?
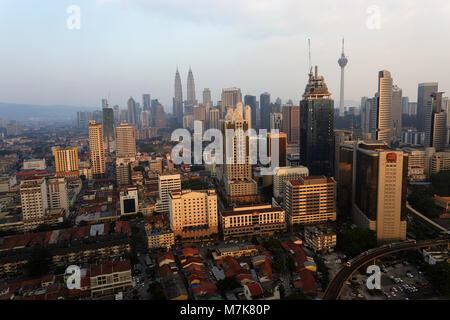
[342,37,345,54]
[308,38,312,74]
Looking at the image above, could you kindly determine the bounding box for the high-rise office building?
[244,95,257,130]
[140,110,150,128]
[46,176,69,214]
[116,156,135,186]
[402,97,409,115]
[220,108,257,200]
[101,98,108,109]
[244,105,252,129]
[221,88,242,116]
[169,189,218,239]
[284,176,337,227]
[281,105,300,145]
[20,177,48,230]
[352,141,407,244]
[299,66,334,177]
[338,38,348,117]
[267,132,287,167]
[158,174,181,213]
[173,69,183,127]
[115,122,136,157]
[424,92,447,151]
[269,112,282,130]
[260,92,271,130]
[113,105,120,125]
[203,88,212,106]
[54,147,79,173]
[89,120,106,178]
[154,105,166,128]
[102,107,115,152]
[376,70,393,144]
[391,85,403,140]
[186,67,196,106]
[143,94,151,111]
[209,108,220,130]
[417,82,439,131]
[127,97,138,126]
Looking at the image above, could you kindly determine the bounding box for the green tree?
[408,185,437,218]
[336,228,377,258]
[216,277,241,293]
[426,262,450,296]
[25,247,51,277]
[430,170,450,197]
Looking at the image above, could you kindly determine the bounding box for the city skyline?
[1,0,450,110]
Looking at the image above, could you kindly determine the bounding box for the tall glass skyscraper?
[259,92,271,130]
[299,66,335,177]
[102,107,115,152]
[173,68,183,127]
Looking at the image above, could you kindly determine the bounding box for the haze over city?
[1,0,450,110]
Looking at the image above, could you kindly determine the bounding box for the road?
[323,238,450,300]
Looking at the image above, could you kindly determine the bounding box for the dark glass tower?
[260,92,271,130]
[102,106,115,153]
[299,66,335,177]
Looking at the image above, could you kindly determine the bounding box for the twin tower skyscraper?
[173,67,196,126]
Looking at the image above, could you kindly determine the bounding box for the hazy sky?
[1,0,450,112]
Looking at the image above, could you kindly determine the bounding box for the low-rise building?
[220,204,286,240]
[304,225,337,252]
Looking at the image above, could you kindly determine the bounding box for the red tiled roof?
[246,282,264,297]
[299,268,317,295]
[89,260,131,277]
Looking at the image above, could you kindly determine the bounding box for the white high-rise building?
[46,177,69,215]
[376,70,393,144]
[273,166,309,199]
[20,178,48,230]
[158,174,181,213]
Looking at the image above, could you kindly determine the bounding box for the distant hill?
[0,102,98,121]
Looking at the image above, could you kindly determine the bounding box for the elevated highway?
[323,238,450,300]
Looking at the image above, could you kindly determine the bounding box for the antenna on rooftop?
[308,38,312,73]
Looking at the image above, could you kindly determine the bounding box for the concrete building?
[281,105,300,146]
[284,176,336,226]
[304,225,336,252]
[376,70,393,144]
[54,147,79,173]
[424,92,447,152]
[158,174,181,213]
[23,158,46,170]
[88,120,106,178]
[115,122,136,157]
[208,108,220,130]
[46,176,69,215]
[120,186,139,215]
[116,156,135,186]
[169,189,218,240]
[221,88,242,116]
[20,178,48,230]
[273,166,309,199]
[89,260,133,298]
[220,107,257,202]
[220,204,286,240]
[417,82,438,131]
[352,141,407,244]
